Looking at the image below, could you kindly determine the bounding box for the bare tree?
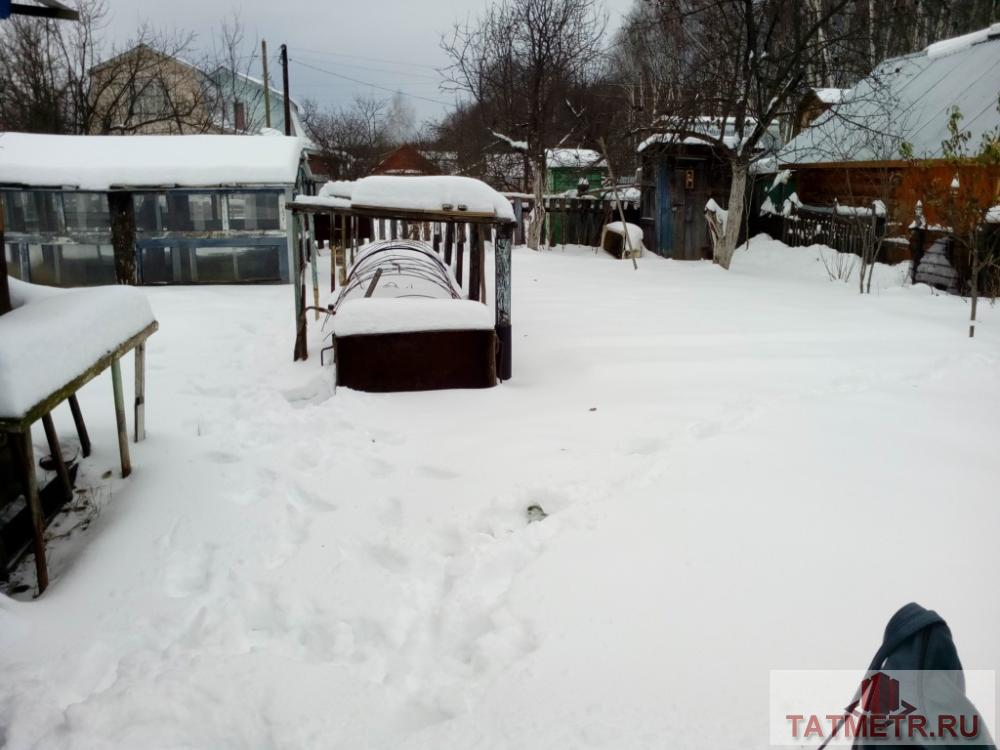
[206,12,267,134]
[0,0,216,135]
[442,0,607,249]
[302,96,390,180]
[624,0,862,268]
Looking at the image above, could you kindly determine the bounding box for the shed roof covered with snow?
[295,175,515,222]
[0,132,307,190]
[780,24,1000,166]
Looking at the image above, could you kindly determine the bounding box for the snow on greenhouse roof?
[332,175,515,222]
[546,148,605,169]
[0,132,306,190]
[780,26,1000,165]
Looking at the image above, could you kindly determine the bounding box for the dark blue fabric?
[853,603,994,750]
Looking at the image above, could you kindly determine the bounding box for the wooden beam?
[67,395,91,457]
[111,357,131,478]
[456,224,465,289]
[285,201,514,226]
[9,1,79,20]
[15,430,49,594]
[134,343,146,443]
[291,213,307,361]
[0,193,11,316]
[41,413,72,501]
[444,222,454,265]
[468,224,482,302]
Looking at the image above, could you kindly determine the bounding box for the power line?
[292,52,444,82]
[288,45,442,71]
[289,58,455,107]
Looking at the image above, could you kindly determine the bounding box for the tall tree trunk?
[716,161,749,270]
[526,157,546,250]
[108,191,138,285]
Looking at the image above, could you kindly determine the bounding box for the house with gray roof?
[777,24,1000,213]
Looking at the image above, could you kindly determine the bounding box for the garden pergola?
[286,176,517,383]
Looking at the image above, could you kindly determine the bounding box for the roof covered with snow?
[813,88,848,105]
[0,132,307,190]
[780,24,1000,165]
[637,116,782,155]
[546,148,606,170]
[299,175,515,222]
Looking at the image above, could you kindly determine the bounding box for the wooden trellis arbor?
[286,178,516,383]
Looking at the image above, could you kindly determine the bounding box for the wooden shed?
[778,25,1000,243]
[637,126,737,260]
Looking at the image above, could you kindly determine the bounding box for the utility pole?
[261,39,272,128]
[279,43,292,136]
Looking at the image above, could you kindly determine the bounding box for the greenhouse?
[0,132,310,287]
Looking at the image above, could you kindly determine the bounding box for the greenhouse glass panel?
[228,193,281,231]
[163,193,223,232]
[63,193,110,233]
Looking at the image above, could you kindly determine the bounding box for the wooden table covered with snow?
[286,175,517,387]
[0,278,157,594]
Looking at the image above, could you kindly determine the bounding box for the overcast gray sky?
[101,0,636,126]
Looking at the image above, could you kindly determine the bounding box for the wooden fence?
[508,196,640,248]
[780,203,888,259]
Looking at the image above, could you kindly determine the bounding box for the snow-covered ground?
[2,236,998,749]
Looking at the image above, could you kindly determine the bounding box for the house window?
[132,78,169,119]
[234,101,246,131]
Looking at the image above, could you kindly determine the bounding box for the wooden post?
[111,357,131,477]
[16,431,48,594]
[280,44,292,136]
[134,343,146,443]
[513,198,524,246]
[309,217,320,320]
[291,212,307,360]
[340,214,349,285]
[334,239,337,292]
[108,191,138,285]
[444,222,454,265]
[456,224,465,288]
[41,413,73,501]
[0,193,11,316]
[468,224,483,302]
[548,199,557,248]
[432,223,441,255]
[67,394,91,457]
[495,224,513,381]
[261,39,272,128]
